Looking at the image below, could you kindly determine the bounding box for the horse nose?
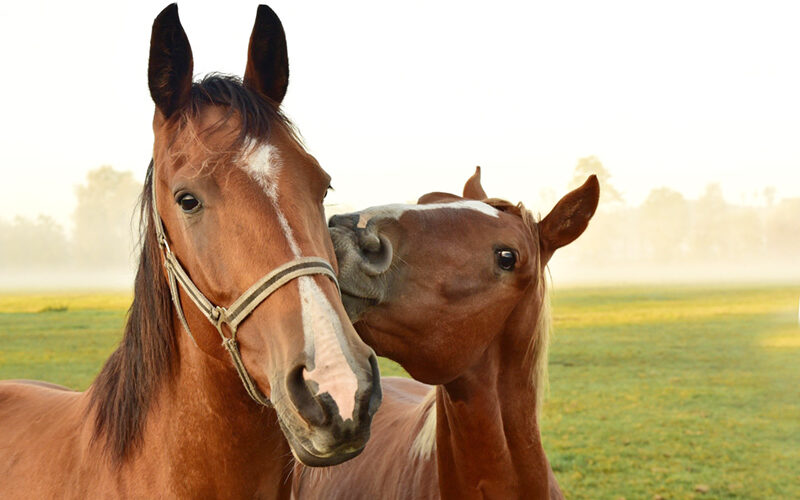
[357,229,382,253]
[356,229,393,276]
[286,355,381,427]
[328,213,359,230]
[329,213,394,277]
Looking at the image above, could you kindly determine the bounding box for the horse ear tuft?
[148,4,194,118]
[539,175,600,263]
[243,5,289,104]
[463,167,488,200]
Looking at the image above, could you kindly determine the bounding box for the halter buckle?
[210,305,228,326]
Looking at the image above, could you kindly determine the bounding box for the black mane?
[188,73,295,144]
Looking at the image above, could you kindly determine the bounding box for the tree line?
[553,157,799,282]
[1,160,797,284]
[0,166,141,274]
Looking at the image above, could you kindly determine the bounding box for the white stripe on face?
[243,141,359,420]
[298,277,358,420]
[242,141,302,256]
[356,200,500,228]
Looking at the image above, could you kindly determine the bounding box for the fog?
[2,2,798,289]
[1,160,797,290]
[0,166,141,291]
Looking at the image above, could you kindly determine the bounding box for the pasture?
[1,285,797,499]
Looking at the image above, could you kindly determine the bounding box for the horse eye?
[177,193,201,213]
[496,249,517,271]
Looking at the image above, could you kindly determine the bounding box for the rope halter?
[150,175,340,407]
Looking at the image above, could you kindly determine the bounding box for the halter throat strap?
[150,175,339,407]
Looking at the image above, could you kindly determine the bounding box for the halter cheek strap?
[151,178,339,407]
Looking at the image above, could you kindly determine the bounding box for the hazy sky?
[1,0,798,231]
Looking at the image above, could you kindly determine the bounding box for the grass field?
[1,285,798,498]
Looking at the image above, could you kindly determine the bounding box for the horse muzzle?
[276,352,382,466]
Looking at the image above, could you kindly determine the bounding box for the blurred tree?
[72,166,141,269]
[565,157,626,268]
[689,183,731,261]
[765,198,800,259]
[640,187,689,263]
[0,215,68,269]
[568,156,624,208]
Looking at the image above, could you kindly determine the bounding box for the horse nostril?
[356,232,393,277]
[359,230,382,253]
[286,364,327,427]
[367,354,382,418]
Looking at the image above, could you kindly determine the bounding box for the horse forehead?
[241,134,325,185]
[241,141,282,194]
[355,201,499,229]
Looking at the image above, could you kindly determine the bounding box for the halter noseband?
[150,176,339,407]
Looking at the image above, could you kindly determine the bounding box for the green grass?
[543,285,800,499]
[0,291,407,387]
[0,285,797,498]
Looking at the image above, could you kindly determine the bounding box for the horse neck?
[138,315,292,497]
[435,291,550,499]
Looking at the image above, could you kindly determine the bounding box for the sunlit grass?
[542,284,800,499]
[550,285,796,328]
[0,291,132,314]
[0,285,797,497]
[0,291,406,387]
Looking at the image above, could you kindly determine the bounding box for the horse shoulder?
[0,381,91,498]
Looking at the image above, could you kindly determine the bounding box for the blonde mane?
[519,203,553,417]
[409,389,437,461]
[484,199,552,414]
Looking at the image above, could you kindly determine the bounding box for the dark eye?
[496,249,517,271]
[177,193,201,213]
[323,185,332,202]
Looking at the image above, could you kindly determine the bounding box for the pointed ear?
[148,4,193,119]
[463,166,488,200]
[243,5,289,104]
[539,175,600,262]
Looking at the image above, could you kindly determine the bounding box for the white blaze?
[243,141,359,419]
[356,200,500,228]
[298,277,359,420]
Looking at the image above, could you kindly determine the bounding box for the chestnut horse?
[294,169,599,499]
[0,5,381,498]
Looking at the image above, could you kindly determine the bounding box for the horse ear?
[539,175,600,262]
[463,166,488,200]
[244,5,289,104]
[148,4,193,119]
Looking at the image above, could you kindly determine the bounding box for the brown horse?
[0,5,381,498]
[294,168,599,499]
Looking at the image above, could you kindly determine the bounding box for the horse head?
[329,167,599,384]
[146,4,381,466]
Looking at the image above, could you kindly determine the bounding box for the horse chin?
[289,439,364,467]
[272,392,372,467]
[280,422,367,467]
[341,292,378,323]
